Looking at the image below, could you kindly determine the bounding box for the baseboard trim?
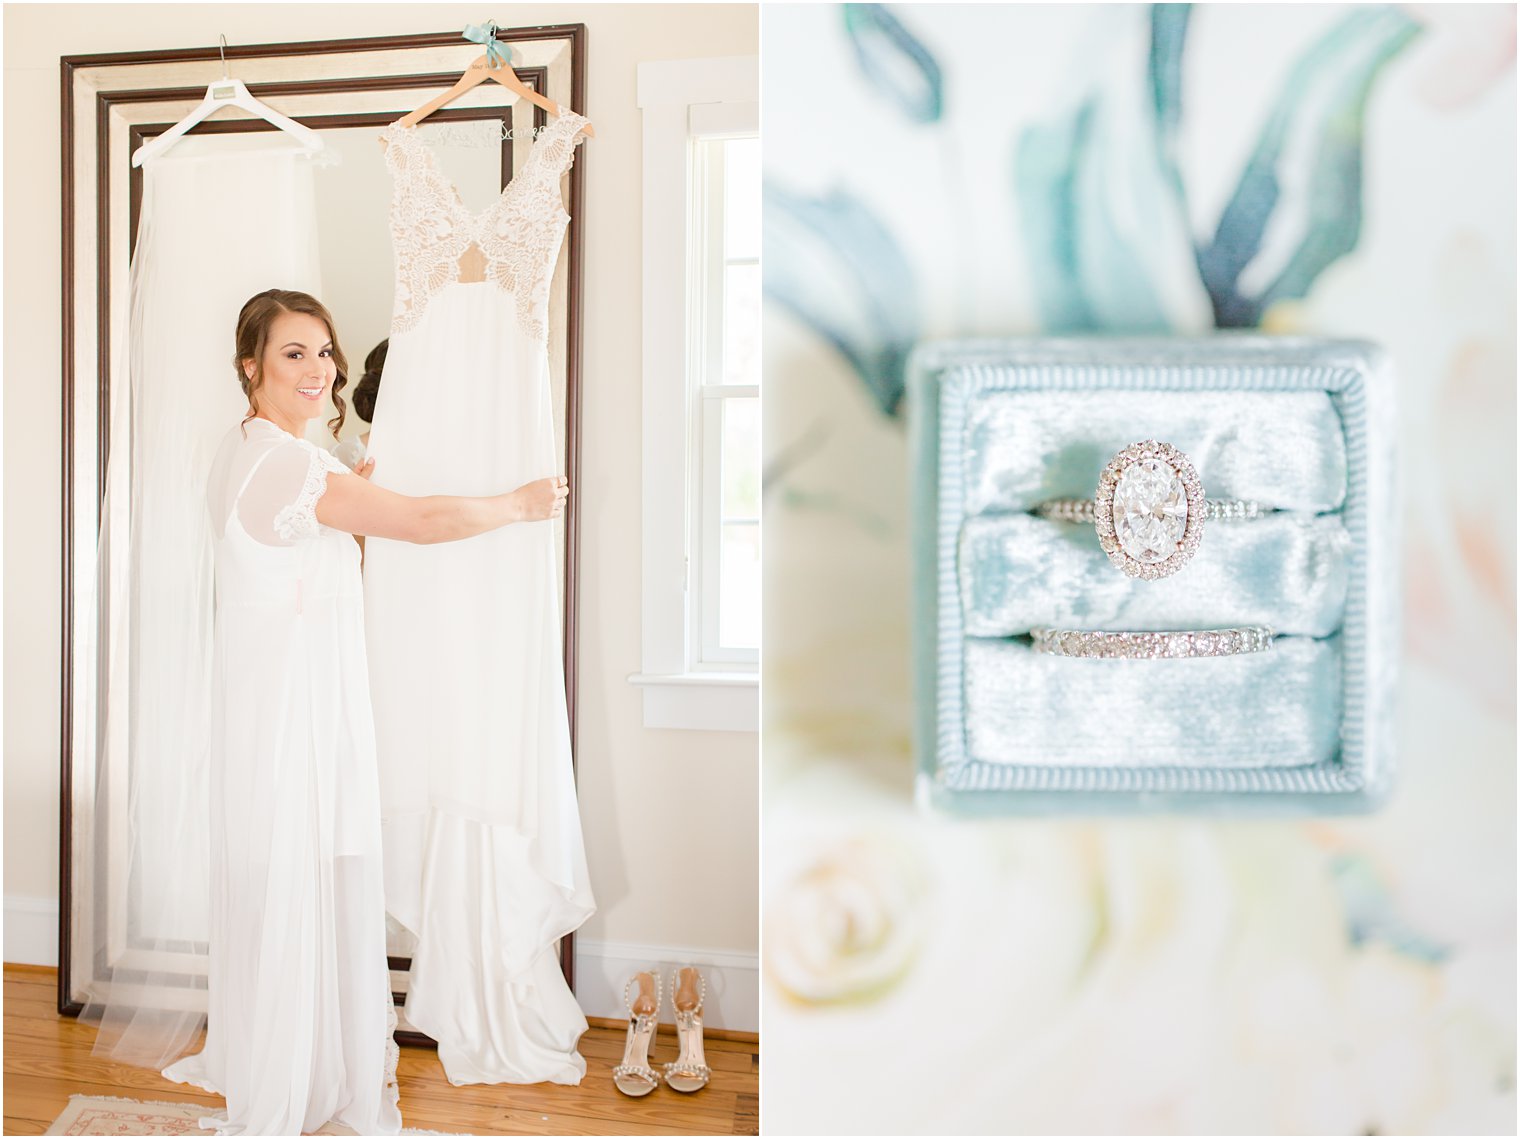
[584,1014,757,1044]
[5,899,759,1034]
[5,895,59,967]
[3,962,58,975]
[573,939,758,1034]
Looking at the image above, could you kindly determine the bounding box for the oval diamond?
[1112,458,1188,564]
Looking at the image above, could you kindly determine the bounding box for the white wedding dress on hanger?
[362,110,596,1085]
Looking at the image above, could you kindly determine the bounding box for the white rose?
[764,835,928,1004]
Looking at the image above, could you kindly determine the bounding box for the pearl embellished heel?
[663,967,711,1093]
[613,971,662,1097]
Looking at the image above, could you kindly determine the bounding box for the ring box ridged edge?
[908,335,1400,817]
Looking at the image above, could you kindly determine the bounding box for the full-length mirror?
[60,26,586,1052]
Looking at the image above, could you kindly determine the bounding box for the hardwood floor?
[4,965,758,1136]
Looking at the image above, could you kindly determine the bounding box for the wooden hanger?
[393,22,595,139]
[133,35,324,168]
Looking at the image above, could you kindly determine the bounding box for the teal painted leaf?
[1330,853,1448,964]
[1014,101,1100,332]
[843,4,944,124]
[763,183,918,417]
[1014,94,1177,334]
[1148,3,1192,201]
[1258,15,1421,310]
[1198,6,1421,326]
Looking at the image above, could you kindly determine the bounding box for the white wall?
[3,3,759,1024]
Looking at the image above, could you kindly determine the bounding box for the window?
[634,57,759,732]
[692,134,760,667]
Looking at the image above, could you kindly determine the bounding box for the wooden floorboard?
[5,965,758,1135]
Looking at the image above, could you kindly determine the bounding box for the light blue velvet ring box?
[909,336,1399,816]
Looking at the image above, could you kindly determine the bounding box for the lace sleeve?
[234,440,349,546]
[547,112,590,177]
[273,445,351,542]
[562,128,588,176]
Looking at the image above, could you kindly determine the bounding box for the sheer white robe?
[160,418,402,1136]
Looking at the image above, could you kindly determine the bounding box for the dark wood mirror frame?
[58,25,587,1050]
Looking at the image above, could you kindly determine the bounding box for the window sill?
[627,671,758,733]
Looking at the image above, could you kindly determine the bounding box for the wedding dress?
[362,111,596,1085]
[155,418,401,1135]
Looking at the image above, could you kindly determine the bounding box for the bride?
[160,287,567,1136]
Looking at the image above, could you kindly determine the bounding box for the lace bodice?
[379,110,588,342]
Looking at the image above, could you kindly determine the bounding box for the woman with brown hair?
[158,288,566,1135]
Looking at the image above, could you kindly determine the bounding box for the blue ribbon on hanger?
[462,21,512,69]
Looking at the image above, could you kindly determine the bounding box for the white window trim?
[634,55,759,733]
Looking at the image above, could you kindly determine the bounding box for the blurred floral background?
[761,4,1515,1133]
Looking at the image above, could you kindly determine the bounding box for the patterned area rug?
[44,1094,451,1135]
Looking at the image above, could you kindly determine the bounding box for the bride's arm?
[315,464,568,544]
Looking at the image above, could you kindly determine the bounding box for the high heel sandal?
[663,966,711,1093]
[613,971,662,1097]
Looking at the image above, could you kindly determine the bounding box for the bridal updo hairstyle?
[234,288,350,438]
[351,339,388,424]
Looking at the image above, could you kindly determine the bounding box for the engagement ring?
[1034,440,1264,580]
[1030,625,1275,659]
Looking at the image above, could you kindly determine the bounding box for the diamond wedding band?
[1033,440,1264,580]
[1035,498,1263,524]
[1031,625,1274,659]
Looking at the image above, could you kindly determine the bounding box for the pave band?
[1035,497,1266,524]
[1030,625,1275,659]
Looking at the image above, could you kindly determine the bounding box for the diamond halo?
[1093,440,1205,580]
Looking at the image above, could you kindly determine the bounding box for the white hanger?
[132,35,325,168]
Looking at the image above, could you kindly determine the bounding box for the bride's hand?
[356,457,376,481]
[512,475,570,522]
